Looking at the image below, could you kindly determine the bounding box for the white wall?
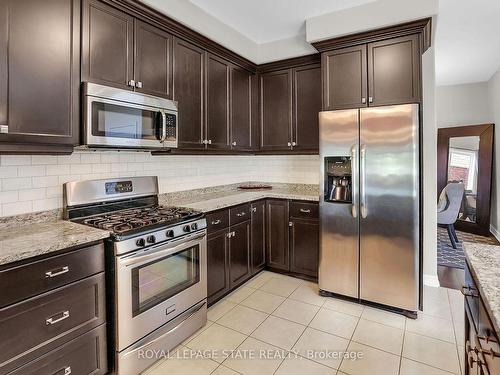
[436,82,491,128]
[0,153,319,217]
[488,67,500,236]
[422,43,439,286]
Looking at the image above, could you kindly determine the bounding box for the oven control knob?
[147,235,156,244]
[136,238,146,247]
[191,223,198,231]
[183,225,191,233]
[166,229,175,238]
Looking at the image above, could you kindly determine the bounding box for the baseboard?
[423,273,440,287]
[490,224,500,242]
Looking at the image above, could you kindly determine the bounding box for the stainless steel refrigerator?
[319,104,420,315]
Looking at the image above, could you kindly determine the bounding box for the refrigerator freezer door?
[359,104,420,311]
[319,109,360,298]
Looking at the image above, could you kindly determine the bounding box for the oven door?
[85,95,166,149]
[116,231,207,351]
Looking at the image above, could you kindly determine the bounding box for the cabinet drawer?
[289,201,319,220]
[0,243,105,308]
[206,210,229,232]
[7,324,107,375]
[230,204,251,225]
[0,273,106,374]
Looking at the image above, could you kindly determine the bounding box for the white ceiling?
[435,0,500,85]
[189,0,375,44]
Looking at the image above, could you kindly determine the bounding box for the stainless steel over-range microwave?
[83,82,178,149]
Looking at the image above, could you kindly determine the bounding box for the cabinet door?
[229,221,251,288]
[367,34,421,106]
[206,54,230,149]
[260,70,292,151]
[230,66,253,150]
[173,38,205,149]
[292,64,321,152]
[82,0,134,90]
[134,20,173,99]
[322,45,367,110]
[207,230,230,304]
[0,0,80,148]
[266,200,289,270]
[251,201,266,274]
[290,219,319,277]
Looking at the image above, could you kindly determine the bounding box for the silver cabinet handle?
[136,81,143,88]
[251,207,257,213]
[62,366,72,375]
[232,141,237,146]
[361,97,366,104]
[368,96,373,103]
[236,212,246,217]
[211,219,221,225]
[45,266,69,278]
[46,310,70,325]
[289,221,293,227]
[360,144,367,218]
[287,142,291,147]
[292,141,297,146]
[0,125,8,134]
[208,139,212,145]
[299,208,311,213]
[350,144,358,218]
[232,231,235,237]
[226,232,232,238]
[128,80,136,87]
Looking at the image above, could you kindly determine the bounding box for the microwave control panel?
[165,113,177,141]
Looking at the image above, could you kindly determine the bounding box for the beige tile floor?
[144,271,465,375]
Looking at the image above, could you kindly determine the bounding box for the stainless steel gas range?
[64,176,207,375]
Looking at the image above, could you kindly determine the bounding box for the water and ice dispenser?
[324,157,352,203]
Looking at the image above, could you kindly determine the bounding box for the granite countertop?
[463,242,500,337]
[160,186,319,212]
[0,221,110,266]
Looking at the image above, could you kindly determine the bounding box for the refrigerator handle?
[360,144,367,218]
[350,144,358,218]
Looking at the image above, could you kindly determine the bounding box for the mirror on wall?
[438,124,494,236]
[447,136,480,223]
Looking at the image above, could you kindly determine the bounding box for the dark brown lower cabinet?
[266,199,289,270]
[229,220,251,287]
[289,218,319,277]
[8,324,107,375]
[251,201,266,275]
[207,228,230,305]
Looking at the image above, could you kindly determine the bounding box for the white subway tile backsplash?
[0,151,319,217]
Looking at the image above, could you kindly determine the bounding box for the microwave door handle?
[159,110,167,142]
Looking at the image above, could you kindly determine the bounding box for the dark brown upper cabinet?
[292,64,321,151]
[134,20,173,99]
[173,37,206,149]
[322,45,367,110]
[0,0,80,153]
[260,70,293,151]
[206,54,230,150]
[82,0,173,98]
[367,34,420,106]
[266,199,289,270]
[230,67,253,151]
[82,0,134,90]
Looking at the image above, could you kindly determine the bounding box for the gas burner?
[79,205,202,236]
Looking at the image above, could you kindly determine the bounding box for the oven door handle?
[122,300,206,359]
[119,232,206,267]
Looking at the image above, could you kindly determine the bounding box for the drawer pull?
[478,332,498,344]
[211,219,221,225]
[236,212,246,217]
[461,285,478,297]
[251,207,257,213]
[480,347,500,358]
[299,209,311,213]
[45,266,69,278]
[46,310,70,325]
[60,366,72,375]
